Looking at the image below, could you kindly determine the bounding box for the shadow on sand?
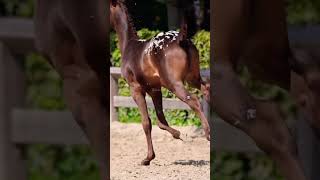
[173,160,210,167]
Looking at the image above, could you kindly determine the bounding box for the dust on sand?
[111,122,210,180]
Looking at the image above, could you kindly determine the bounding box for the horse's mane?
[117,0,138,38]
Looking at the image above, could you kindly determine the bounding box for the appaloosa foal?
[110,0,210,165]
[34,0,108,179]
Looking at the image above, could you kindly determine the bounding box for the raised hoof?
[141,159,151,166]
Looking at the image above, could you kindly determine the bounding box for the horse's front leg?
[130,83,155,165]
[148,88,181,139]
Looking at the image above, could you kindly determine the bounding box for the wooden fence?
[0,17,319,180]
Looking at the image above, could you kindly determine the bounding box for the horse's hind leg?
[148,88,181,139]
[171,81,210,141]
[130,83,155,165]
[212,61,306,180]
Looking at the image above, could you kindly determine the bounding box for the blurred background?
[0,0,319,180]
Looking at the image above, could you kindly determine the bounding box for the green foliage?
[192,30,210,69]
[25,54,65,110]
[27,145,99,180]
[212,152,283,180]
[287,0,320,25]
[2,0,34,17]
[111,28,210,126]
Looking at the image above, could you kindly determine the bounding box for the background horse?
[34,0,109,179]
[110,0,210,165]
[213,0,320,179]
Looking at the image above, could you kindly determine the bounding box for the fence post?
[110,74,118,121]
[0,42,27,180]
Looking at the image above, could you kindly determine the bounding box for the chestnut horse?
[110,0,210,165]
[213,0,320,179]
[34,0,109,179]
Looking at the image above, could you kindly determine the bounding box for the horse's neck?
[114,12,137,55]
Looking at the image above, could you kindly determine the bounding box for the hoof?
[141,159,151,166]
[141,154,155,166]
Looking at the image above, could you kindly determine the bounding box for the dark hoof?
[141,154,155,166]
[141,159,151,166]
